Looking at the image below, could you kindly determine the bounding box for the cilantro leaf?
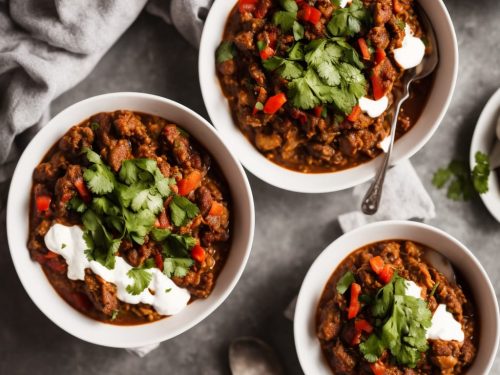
[288,42,304,61]
[126,267,153,295]
[288,75,321,109]
[280,60,304,79]
[279,0,298,12]
[472,151,490,194]
[163,258,194,278]
[273,11,297,33]
[162,233,197,258]
[123,208,156,244]
[169,195,200,227]
[336,271,355,294]
[216,41,235,64]
[82,209,120,269]
[151,228,171,242]
[83,163,116,195]
[68,196,87,213]
[293,21,304,41]
[327,0,370,37]
[360,274,432,368]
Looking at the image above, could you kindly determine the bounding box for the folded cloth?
[284,160,436,320]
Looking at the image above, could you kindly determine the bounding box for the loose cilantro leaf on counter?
[472,151,490,194]
[336,271,355,294]
[126,267,153,295]
[169,195,200,227]
[432,152,490,201]
[359,274,432,368]
[327,0,370,37]
[216,41,235,64]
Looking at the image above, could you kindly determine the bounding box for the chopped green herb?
[61,243,67,249]
[68,196,87,213]
[216,41,235,64]
[165,288,172,293]
[359,274,432,368]
[257,40,266,52]
[293,21,304,41]
[432,152,490,201]
[279,0,298,12]
[273,11,297,33]
[82,148,116,195]
[327,0,370,37]
[126,267,153,295]
[395,18,406,30]
[90,122,100,131]
[163,258,194,278]
[472,151,490,194]
[336,271,356,294]
[428,282,440,300]
[254,101,264,111]
[110,310,119,320]
[169,195,200,227]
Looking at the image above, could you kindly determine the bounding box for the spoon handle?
[361,81,412,215]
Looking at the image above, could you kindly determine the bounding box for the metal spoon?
[229,337,284,375]
[361,7,439,215]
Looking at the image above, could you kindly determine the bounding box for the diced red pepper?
[355,319,373,333]
[191,244,206,263]
[263,92,287,114]
[299,4,312,22]
[296,0,306,6]
[375,48,386,64]
[369,255,385,275]
[154,252,164,271]
[313,106,323,117]
[238,0,258,13]
[357,38,371,60]
[260,45,275,60]
[370,361,387,375]
[208,201,224,216]
[379,264,394,284]
[347,105,361,122]
[307,7,322,24]
[178,170,202,196]
[36,195,51,212]
[371,71,385,100]
[74,178,91,203]
[347,283,362,319]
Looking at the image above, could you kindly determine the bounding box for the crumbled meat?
[84,270,119,316]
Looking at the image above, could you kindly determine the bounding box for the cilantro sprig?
[327,0,370,37]
[432,151,490,201]
[359,274,432,368]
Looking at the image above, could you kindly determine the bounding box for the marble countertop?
[1,1,499,374]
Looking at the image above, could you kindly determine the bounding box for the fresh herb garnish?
[169,195,200,227]
[327,0,370,37]
[83,148,116,195]
[293,21,304,41]
[126,267,153,295]
[273,11,297,33]
[165,288,172,293]
[359,274,432,368]
[216,41,235,64]
[428,282,439,300]
[61,243,67,249]
[432,151,490,200]
[264,38,366,113]
[110,310,119,320]
[336,271,356,294]
[163,258,194,278]
[68,196,87,213]
[279,0,298,12]
[90,122,100,131]
[395,18,406,30]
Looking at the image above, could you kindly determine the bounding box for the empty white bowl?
[7,92,255,348]
[294,220,499,374]
[199,0,458,193]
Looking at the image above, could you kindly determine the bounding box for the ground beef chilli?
[216,0,433,173]
[28,110,231,325]
[316,241,477,374]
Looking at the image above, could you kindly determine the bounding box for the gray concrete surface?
[1,1,499,374]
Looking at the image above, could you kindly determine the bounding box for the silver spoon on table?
[229,337,284,375]
[361,7,439,215]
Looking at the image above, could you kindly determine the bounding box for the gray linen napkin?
[284,160,436,320]
[0,0,209,189]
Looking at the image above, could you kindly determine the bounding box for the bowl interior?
[199,0,458,193]
[293,221,499,375]
[6,92,254,348]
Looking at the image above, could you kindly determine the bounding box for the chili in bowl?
[294,221,499,374]
[199,0,458,192]
[7,93,255,347]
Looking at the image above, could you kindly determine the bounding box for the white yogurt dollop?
[402,279,464,342]
[338,0,351,7]
[426,304,465,342]
[359,96,389,118]
[44,224,190,316]
[393,24,426,70]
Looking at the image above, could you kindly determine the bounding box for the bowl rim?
[198,0,459,193]
[293,220,499,374]
[6,92,255,348]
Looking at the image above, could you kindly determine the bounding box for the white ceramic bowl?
[6,92,255,348]
[294,221,499,374]
[199,0,458,193]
